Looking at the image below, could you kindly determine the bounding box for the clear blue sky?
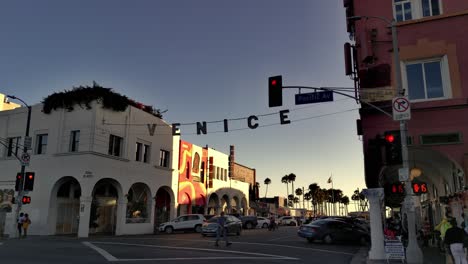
[0,0,365,201]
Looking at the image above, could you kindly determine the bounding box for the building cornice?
[397,10,468,27]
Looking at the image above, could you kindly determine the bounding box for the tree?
[308,183,320,216]
[303,192,312,210]
[281,175,289,198]
[341,196,350,215]
[295,188,303,209]
[293,196,300,207]
[264,178,271,198]
[288,173,296,198]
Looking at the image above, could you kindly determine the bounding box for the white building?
[0,96,178,238]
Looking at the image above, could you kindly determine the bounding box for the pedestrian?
[17,212,24,238]
[22,213,31,238]
[214,212,231,247]
[421,217,431,247]
[445,218,467,264]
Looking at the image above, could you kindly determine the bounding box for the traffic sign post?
[392,96,411,121]
[20,152,30,166]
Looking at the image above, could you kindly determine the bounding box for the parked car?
[159,214,205,234]
[297,219,369,245]
[229,214,258,229]
[330,216,370,232]
[278,216,298,226]
[256,217,270,228]
[201,215,242,236]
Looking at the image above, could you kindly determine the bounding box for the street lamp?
[7,95,32,238]
[348,16,423,263]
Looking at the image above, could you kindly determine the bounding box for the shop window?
[126,183,150,223]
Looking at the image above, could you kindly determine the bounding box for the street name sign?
[295,91,333,105]
[392,96,411,121]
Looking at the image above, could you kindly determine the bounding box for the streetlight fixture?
[6,95,32,238]
[348,16,423,263]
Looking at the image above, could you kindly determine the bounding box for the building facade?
[344,0,468,226]
[0,98,177,237]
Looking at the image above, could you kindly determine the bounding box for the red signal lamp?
[385,134,395,143]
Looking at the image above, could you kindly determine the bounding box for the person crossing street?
[215,212,232,247]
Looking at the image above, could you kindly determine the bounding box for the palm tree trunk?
[265,185,268,198]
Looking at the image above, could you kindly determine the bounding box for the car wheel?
[194,225,202,233]
[165,226,174,234]
[245,222,253,229]
[262,223,268,228]
[289,222,296,226]
[323,234,334,244]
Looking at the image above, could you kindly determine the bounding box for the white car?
[159,214,205,234]
[278,216,298,226]
[256,217,271,228]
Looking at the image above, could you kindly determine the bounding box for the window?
[36,134,48,154]
[6,137,21,157]
[192,153,200,173]
[422,0,440,17]
[394,0,412,22]
[143,144,150,163]
[136,142,151,163]
[136,142,142,161]
[69,130,80,152]
[159,149,170,168]
[108,134,123,157]
[404,57,450,101]
[126,183,150,223]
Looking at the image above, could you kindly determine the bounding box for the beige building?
[0,94,20,111]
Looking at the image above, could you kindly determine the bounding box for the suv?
[278,216,298,226]
[159,214,205,234]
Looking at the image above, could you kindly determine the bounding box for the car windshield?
[208,217,219,223]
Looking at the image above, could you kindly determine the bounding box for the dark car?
[201,215,242,237]
[297,219,369,245]
[330,217,370,232]
[228,214,258,229]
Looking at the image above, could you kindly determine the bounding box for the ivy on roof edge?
[41,82,163,118]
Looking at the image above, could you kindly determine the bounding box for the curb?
[350,247,369,264]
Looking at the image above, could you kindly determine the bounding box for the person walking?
[214,212,231,247]
[17,212,24,238]
[22,213,31,238]
[445,218,467,264]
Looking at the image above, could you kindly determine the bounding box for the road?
[0,226,363,264]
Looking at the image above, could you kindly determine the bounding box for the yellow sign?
[359,87,395,103]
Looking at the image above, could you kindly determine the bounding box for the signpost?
[392,96,411,121]
[20,153,30,166]
[295,91,333,105]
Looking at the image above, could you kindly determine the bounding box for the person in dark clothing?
[445,218,467,264]
[215,212,232,247]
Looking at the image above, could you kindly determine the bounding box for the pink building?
[344,1,468,224]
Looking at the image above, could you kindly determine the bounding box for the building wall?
[0,94,20,111]
[0,101,176,237]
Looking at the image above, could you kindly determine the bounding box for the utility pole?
[7,95,32,238]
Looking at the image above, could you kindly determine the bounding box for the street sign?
[392,96,411,121]
[385,239,405,261]
[20,152,30,166]
[295,91,333,105]
[398,168,409,181]
[24,136,32,150]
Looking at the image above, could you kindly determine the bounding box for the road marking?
[109,237,355,256]
[82,242,118,261]
[116,256,294,261]
[268,235,297,241]
[92,241,300,261]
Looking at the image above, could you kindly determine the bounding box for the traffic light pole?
[7,95,31,238]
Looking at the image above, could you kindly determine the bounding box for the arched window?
[192,153,200,173]
[126,183,150,223]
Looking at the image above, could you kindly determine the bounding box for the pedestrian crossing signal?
[412,182,427,195]
[22,196,31,204]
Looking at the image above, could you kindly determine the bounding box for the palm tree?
[303,192,312,210]
[293,196,300,208]
[295,188,303,209]
[281,175,289,198]
[264,178,271,198]
[288,173,296,197]
[308,183,320,216]
[341,196,350,215]
[333,189,343,215]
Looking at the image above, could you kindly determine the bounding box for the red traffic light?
[385,134,395,143]
[412,182,428,194]
[271,79,277,86]
[28,174,33,180]
[22,196,31,204]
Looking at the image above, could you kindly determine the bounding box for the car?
[278,216,298,226]
[201,215,242,237]
[297,219,369,245]
[228,214,258,229]
[256,217,270,228]
[159,214,205,234]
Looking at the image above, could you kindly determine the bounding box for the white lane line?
[117,257,294,261]
[92,241,299,260]
[268,235,297,241]
[109,237,355,256]
[82,241,118,261]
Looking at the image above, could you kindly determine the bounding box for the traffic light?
[15,172,24,191]
[364,136,383,188]
[268,75,283,107]
[412,182,428,195]
[23,172,35,191]
[22,196,31,204]
[384,130,402,165]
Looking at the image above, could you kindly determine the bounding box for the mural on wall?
[178,140,208,214]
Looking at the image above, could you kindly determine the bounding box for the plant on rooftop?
[42,82,163,118]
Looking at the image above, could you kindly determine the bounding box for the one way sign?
[392,96,411,121]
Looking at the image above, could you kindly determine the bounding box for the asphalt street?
[0,226,363,264]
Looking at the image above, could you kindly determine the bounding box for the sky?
[0,0,365,201]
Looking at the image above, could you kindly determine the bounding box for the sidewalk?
[350,246,446,264]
